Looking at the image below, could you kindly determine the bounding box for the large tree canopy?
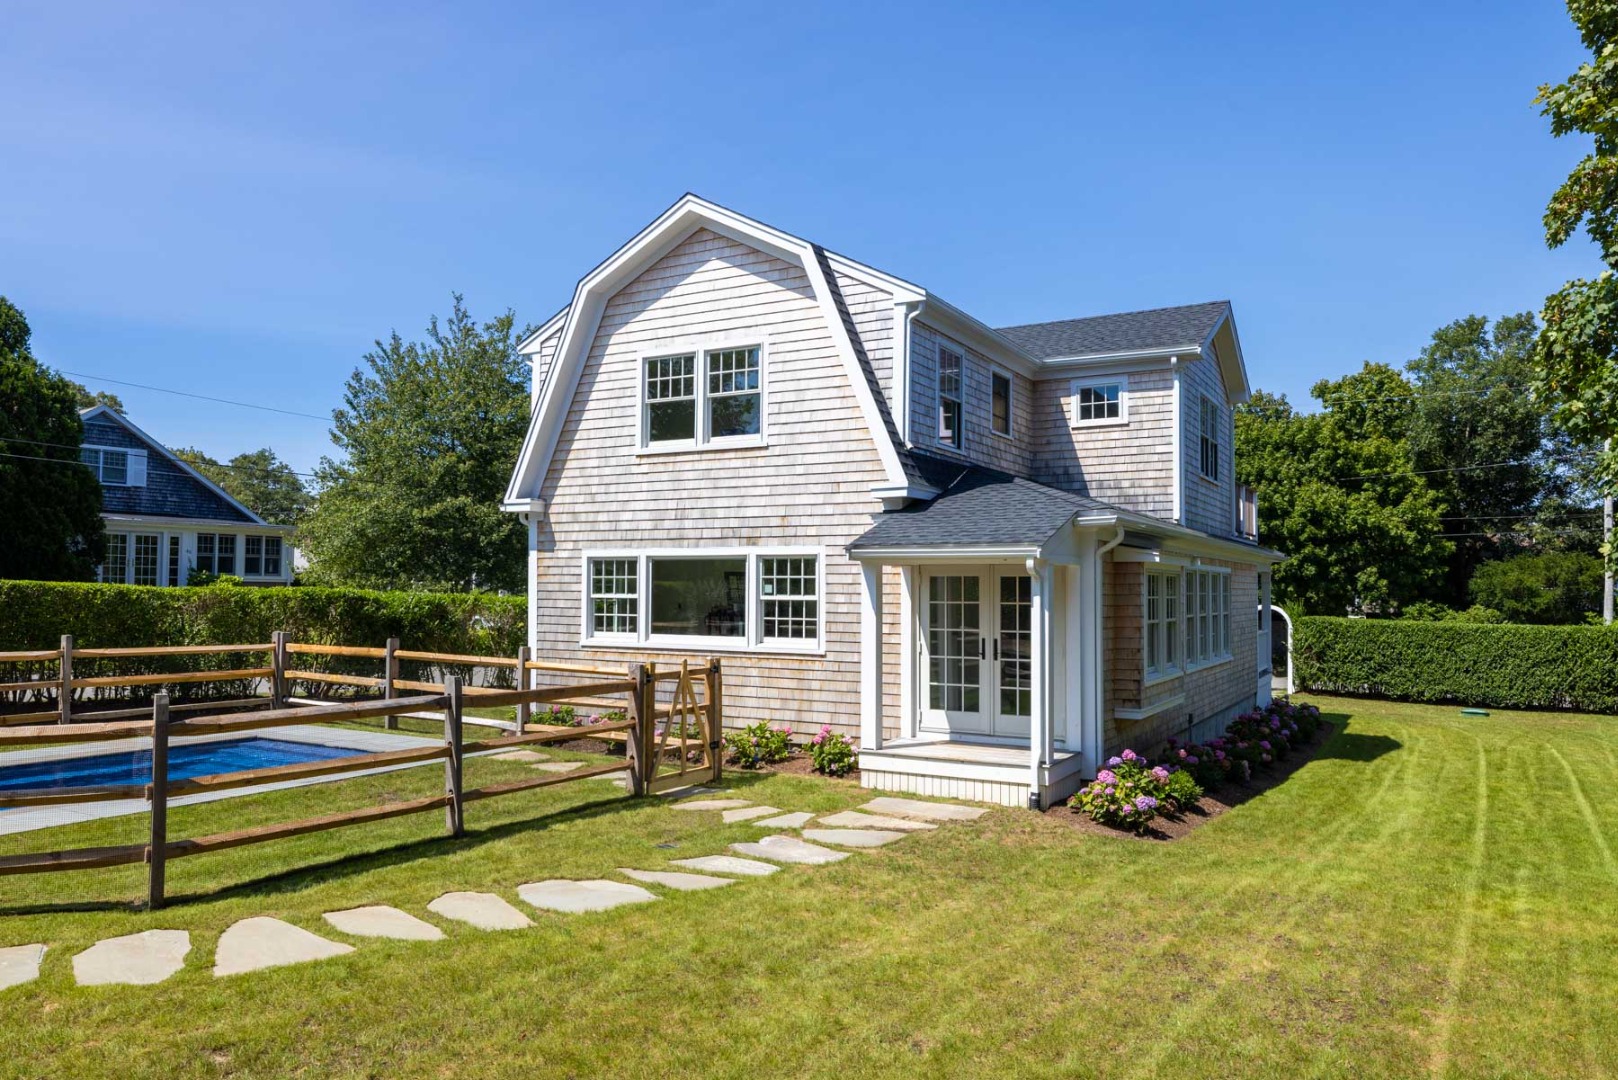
[1533,1,1618,572]
[0,297,105,580]
[173,446,311,526]
[297,296,532,592]
[1237,367,1451,616]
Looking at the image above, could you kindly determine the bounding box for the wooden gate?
[639,659,724,794]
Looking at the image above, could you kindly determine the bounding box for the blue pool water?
[0,738,366,795]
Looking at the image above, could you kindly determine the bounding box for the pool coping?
[0,726,446,837]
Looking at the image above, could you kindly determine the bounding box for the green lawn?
[1,696,1615,1079]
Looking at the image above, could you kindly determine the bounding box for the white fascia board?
[915,296,1040,377]
[500,497,546,515]
[1200,308,1252,404]
[1037,344,1204,368]
[870,482,940,501]
[822,250,925,303]
[517,307,570,357]
[504,194,913,505]
[847,543,1043,563]
[102,513,291,533]
[79,405,271,526]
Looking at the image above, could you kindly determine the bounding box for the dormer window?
[938,345,963,449]
[641,343,765,451]
[80,446,129,485]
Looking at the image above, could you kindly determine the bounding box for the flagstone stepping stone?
[531,761,585,773]
[817,810,937,832]
[672,799,752,812]
[517,879,658,914]
[0,945,45,991]
[73,930,190,987]
[618,868,736,891]
[493,750,548,762]
[660,786,721,799]
[721,805,781,823]
[323,905,444,942]
[427,892,534,931]
[214,917,354,977]
[671,855,779,877]
[752,811,814,828]
[801,828,909,848]
[861,796,989,822]
[730,835,849,866]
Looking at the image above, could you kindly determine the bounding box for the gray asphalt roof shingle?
[848,456,1124,550]
[995,300,1229,361]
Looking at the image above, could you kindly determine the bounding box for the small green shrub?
[807,725,857,777]
[1161,768,1204,811]
[723,721,792,769]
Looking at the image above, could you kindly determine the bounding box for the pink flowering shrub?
[1161,700,1325,787]
[807,725,858,777]
[1070,750,1167,832]
[723,721,793,769]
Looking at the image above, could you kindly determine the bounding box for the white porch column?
[1027,558,1053,808]
[898,565,917,741]
[859,561,885,752]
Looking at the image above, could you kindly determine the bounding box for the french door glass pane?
[999,575,1031,717]
[928,575,979,712]
[132,534,160,587]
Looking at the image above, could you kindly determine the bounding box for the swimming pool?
[0,738,367,795]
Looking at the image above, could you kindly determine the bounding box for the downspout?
[894,301,922,446]
[1169,357,1183,524]
[1090,526,1125,773]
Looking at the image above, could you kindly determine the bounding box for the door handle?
[993,639,1000,662]
[979,638,986,660]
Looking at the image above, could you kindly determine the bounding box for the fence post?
[270,631,287,708]
[444,676,464,837]
[625,663,648,797]
[58,634,73,725]
[148,692,170,910]
[382,637,399,730]
[514,646,531,736]
[707,657,723,785]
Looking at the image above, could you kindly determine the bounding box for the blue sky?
[1,1,1599,474]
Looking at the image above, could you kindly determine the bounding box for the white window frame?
[1199,394,1222,482]
[80,445,131,485]
[1181,565,1233,670]
[1071,376,1129,427]
[637,334,768,454]
[937,343,965,450]
[579,547,824,656]
[1143,567,1182,682]
[989,366,1014,439]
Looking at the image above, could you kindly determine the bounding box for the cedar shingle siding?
[82,416,253,522]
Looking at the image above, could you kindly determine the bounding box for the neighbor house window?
[1144,570,1181,677]
[938,345,963,448]
[991,370,1012,437]
[132,534,160,586]
[1200,395,1221,481]
[582,551,820,650]
[99,532,129,583]
[642,344,765,449]
[588,558,639,637]
[1183,568,1231,666]
[243,536,283,577]
[262,537,282,576]
[1072,378,1126,425]
[80,446,129,485]
[168,536,181,587]
[195,533,236,577]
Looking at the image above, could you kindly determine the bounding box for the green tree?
[1468,551,1606,624]
[173,446,311,526]
[1533,2,1618,573]
[0,297,105,580]
[1405,313,1567,602]
[68,382,124,413]
[297,296,532,591]
[1237,368,1451,615]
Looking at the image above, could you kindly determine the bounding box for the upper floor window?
[642,345,763,450]
[1072,377,1127,426]
[1199,395,1221,481]
[80,445,129,485]
[990,369,1012,437]
[937,345,963,449]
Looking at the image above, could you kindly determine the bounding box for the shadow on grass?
[1313,720,1402,764]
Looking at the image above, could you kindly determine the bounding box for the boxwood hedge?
[1293,616,1618,713]
[0,580,526,656]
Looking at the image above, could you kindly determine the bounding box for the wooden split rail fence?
[0,651,723,908]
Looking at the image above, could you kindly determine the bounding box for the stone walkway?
[8,792,987,987]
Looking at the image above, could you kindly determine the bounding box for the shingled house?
[80,405,293,587]
[503,195,1282,807]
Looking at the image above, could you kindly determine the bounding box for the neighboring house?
[79,406,294,587]
[503,195,1283,808]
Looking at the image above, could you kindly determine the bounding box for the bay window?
[584,550,821,651]
[1144,569,1180,678]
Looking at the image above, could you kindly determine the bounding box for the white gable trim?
[78,405,270,526]
[503,195,911,508]
[517,306,570,357]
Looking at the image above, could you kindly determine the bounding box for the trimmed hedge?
[0,580,526,656]
[1293,616,1618,713]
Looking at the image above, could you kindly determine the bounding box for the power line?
[0,435,324,480]
[59,370,333,422]
[1240,384,1531,412]
[1334,456,1596,482]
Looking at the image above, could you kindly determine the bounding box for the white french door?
[921,569,1032,739]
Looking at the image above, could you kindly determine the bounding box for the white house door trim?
[919,567,1033,740]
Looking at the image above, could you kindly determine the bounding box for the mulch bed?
[1042,721,1337,842]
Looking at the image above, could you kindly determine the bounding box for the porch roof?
[847,460,1124,551]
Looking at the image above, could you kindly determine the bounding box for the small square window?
[1072,380,1126,425]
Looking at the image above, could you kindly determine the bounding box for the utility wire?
[0,435,324,480]
[59,370,333,422]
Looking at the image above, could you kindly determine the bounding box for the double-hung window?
[243,536,284,577]
[1199,395,1221,481]
[990,369,1013,437]
[583,551,821,652]
[1072,377,1127,426]
[1144,570,1181,678]
[937,345,964,449]
[80,446,130,485]
[642,345,763,449]
[1181,567,1231,666]
[195,533,237,577]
